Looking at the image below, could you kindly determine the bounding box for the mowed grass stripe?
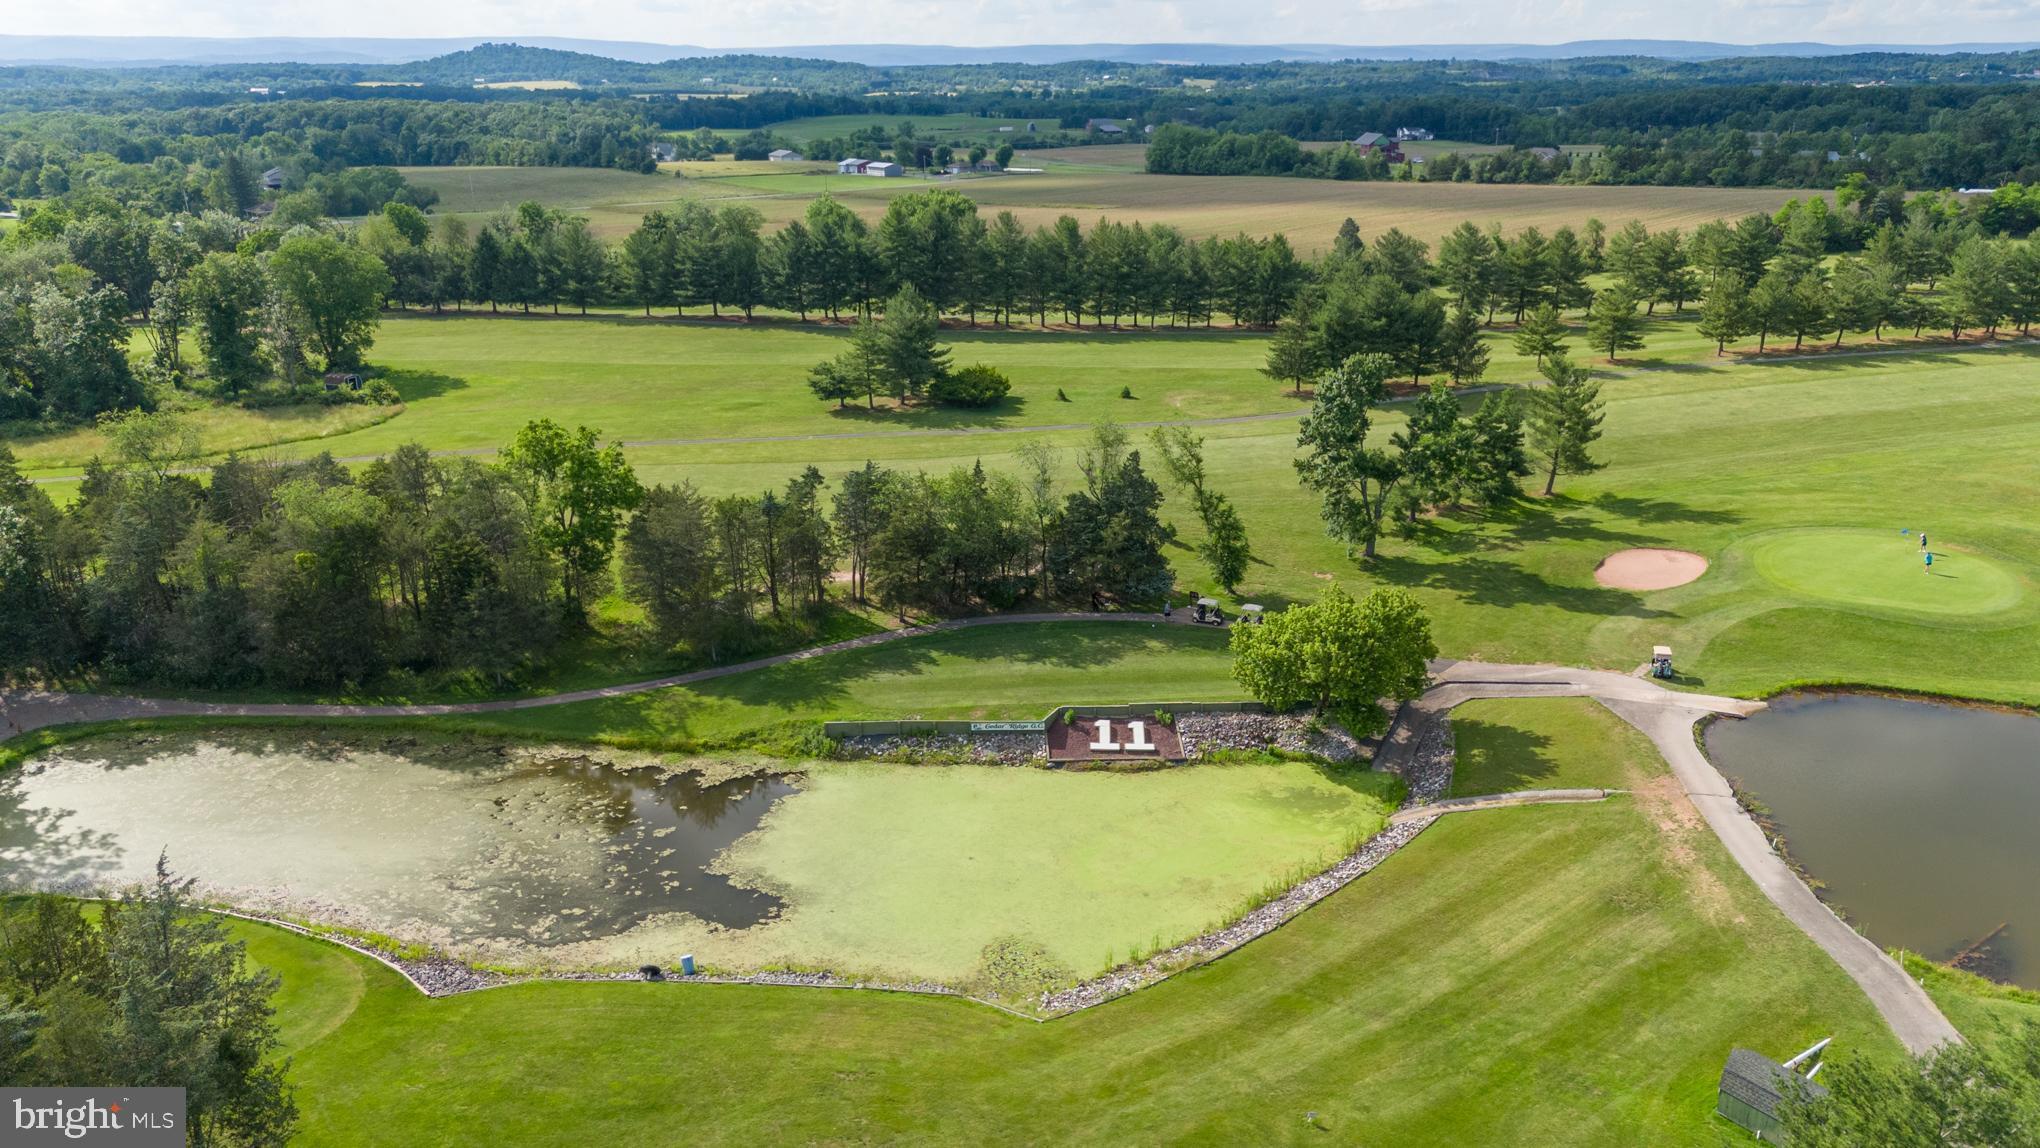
[262,795,1895,1145]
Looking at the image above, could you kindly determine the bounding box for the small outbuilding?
[838,157,868,174]
[1086,119,1126,135]
[260,167,286,191]
[322,371,363,392]
[1717,1045,1829,1140]
[767,148,804,162]
[863,160,903,177]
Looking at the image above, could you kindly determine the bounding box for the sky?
[9,0,2040,50]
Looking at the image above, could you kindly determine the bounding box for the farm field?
[396,160,1819,248]
[236,764,1900,1144]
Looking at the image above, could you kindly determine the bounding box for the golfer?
[1925,551,1934,572]
[1920,532,1928,550]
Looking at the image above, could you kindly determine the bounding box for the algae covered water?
[0,732,792,960]
[1704,692,2040,988]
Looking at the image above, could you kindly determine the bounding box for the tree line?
[0,413,1234,692]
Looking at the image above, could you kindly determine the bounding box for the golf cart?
[1193,597,1225,625]
[1240,604,1265,625]
[1650,645,1675,680]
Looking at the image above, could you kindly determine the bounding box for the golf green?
[1748,528,2026,618]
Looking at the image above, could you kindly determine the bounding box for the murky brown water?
[1705,692,2040,988]
[0,733,792,955]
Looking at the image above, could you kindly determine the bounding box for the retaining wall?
[822,700,1268,739]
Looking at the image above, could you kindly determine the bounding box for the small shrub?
[1056,387,1070,402]
[1119,385,1134,399]
[1152,709,1174,726]
[364,377,401,405]
[929,364,1012,408]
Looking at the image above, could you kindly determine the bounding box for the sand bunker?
[1594,548,1708,591]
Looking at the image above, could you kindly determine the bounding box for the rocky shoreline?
[183,711,1437,1013]
[837,711,1369,767]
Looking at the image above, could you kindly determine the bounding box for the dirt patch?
[1631,767,1743,926]
[1593,548,1708,591]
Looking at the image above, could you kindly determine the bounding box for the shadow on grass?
[822,395,1033,430]
[378,367,471,404]
[1416,497,1674,556]
[683,621,1231,716]
[1449,718,1558,795]
[1370,554,1672,619]
[1585,493,1744,527]
[1740,341,2035,373]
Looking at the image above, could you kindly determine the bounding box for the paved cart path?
[1379,658,1960,1055]
[0,620,1959,1053]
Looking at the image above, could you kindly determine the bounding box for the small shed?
[260,167,286,191]
[838,157,868,174]
[864,161,903,177]
[1717,1047,1827,1140]
[322,371,363,392]
[767,148,803,162]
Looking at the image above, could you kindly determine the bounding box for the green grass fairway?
[1748,528,2026,617]
[249,790,1898,1145]
[683,760,1398,981]
[1448,697,1664,797]
[449,622,1240,748]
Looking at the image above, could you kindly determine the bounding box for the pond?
[0,733,793,959]
[1704,692,2040,988]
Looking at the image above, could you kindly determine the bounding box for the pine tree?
[1528,354,1605,496]
[1439,306,1490,384]
[1697,273,1752,355]
[1511,303,1569,368]
[1584,287,1647,362]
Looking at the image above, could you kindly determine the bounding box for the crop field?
[396,161,1818,248]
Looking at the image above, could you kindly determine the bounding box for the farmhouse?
[647,142,679,162]
[767,148,804,162]
[1351,133,1405,161]
[1395,127,1435,141]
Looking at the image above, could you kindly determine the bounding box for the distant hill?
[4,35,2038,68]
